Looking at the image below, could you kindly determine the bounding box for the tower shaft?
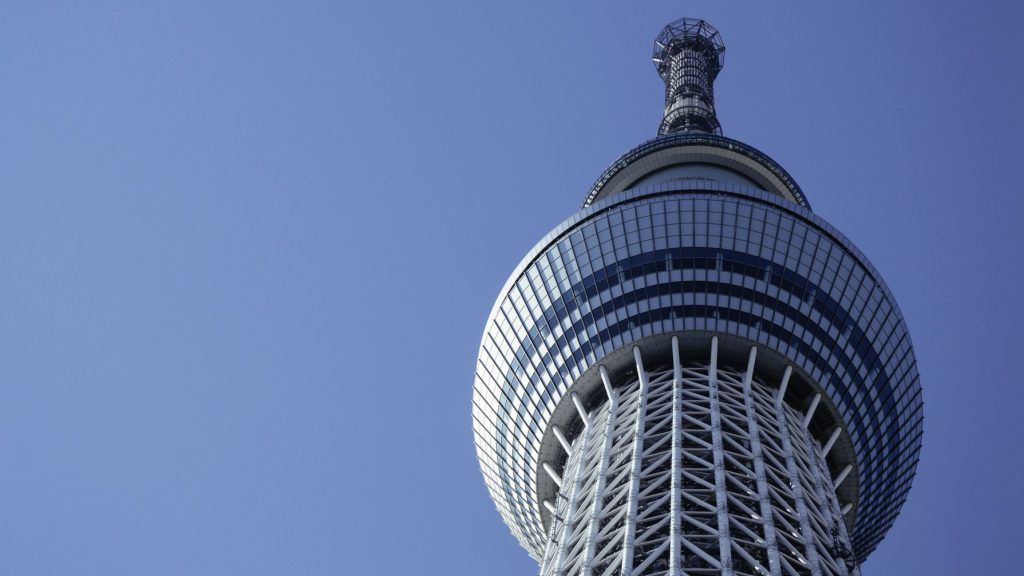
[539,340,858,576]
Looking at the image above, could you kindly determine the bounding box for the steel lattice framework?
[654,18,726,136]
[538,338,857,576]
[471,17,923,576]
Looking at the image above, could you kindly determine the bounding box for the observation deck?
[472,17,922,574]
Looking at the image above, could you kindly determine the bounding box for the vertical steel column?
[740,346,782,576]
[620,347,650,575]
[551,411,595,576]
[835,488,861,576]
[799,425,849,576]
[707,337,735,575]
[773,366,822,576]
[580,366,620,574]
[668,337,683,576]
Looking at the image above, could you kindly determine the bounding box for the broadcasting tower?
[472,18,923,576]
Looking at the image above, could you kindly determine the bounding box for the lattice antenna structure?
[654,18,726,136]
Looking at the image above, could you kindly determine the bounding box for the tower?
[472,18,922,576]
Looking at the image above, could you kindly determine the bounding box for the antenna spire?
[653,18,726,136]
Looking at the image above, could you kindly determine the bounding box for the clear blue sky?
[1,1,1021,574]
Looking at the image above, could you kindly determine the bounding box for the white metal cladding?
[539,340,859,576]
[471,182,923,562]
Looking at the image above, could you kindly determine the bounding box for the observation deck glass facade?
[472,182,923,562]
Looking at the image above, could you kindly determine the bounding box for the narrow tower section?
[654,18,726,136]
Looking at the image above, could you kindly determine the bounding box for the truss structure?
[653,17,726,136]
[539,338,858,576]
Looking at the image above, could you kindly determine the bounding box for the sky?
[0,1,1022,575]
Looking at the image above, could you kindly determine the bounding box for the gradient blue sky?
[1,1,1021,575]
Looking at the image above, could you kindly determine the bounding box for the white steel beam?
[572,392,591,427]
[552,426,572,455]
[552,409,594,576]
[581,373,620,574]
[832,465,853,490]
[802,393,822,428]
[669,336,682,576]
[708,337,735,575]
[741,345,782,576]
[799,420,849,576]
[777,370,789,405]
[601,365,615,400]
[619,346,650,576]
[821,427,843,459]
[543,462,563,488]
[773,366,823,576]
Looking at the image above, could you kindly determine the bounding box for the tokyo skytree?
[472,18,923,576]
